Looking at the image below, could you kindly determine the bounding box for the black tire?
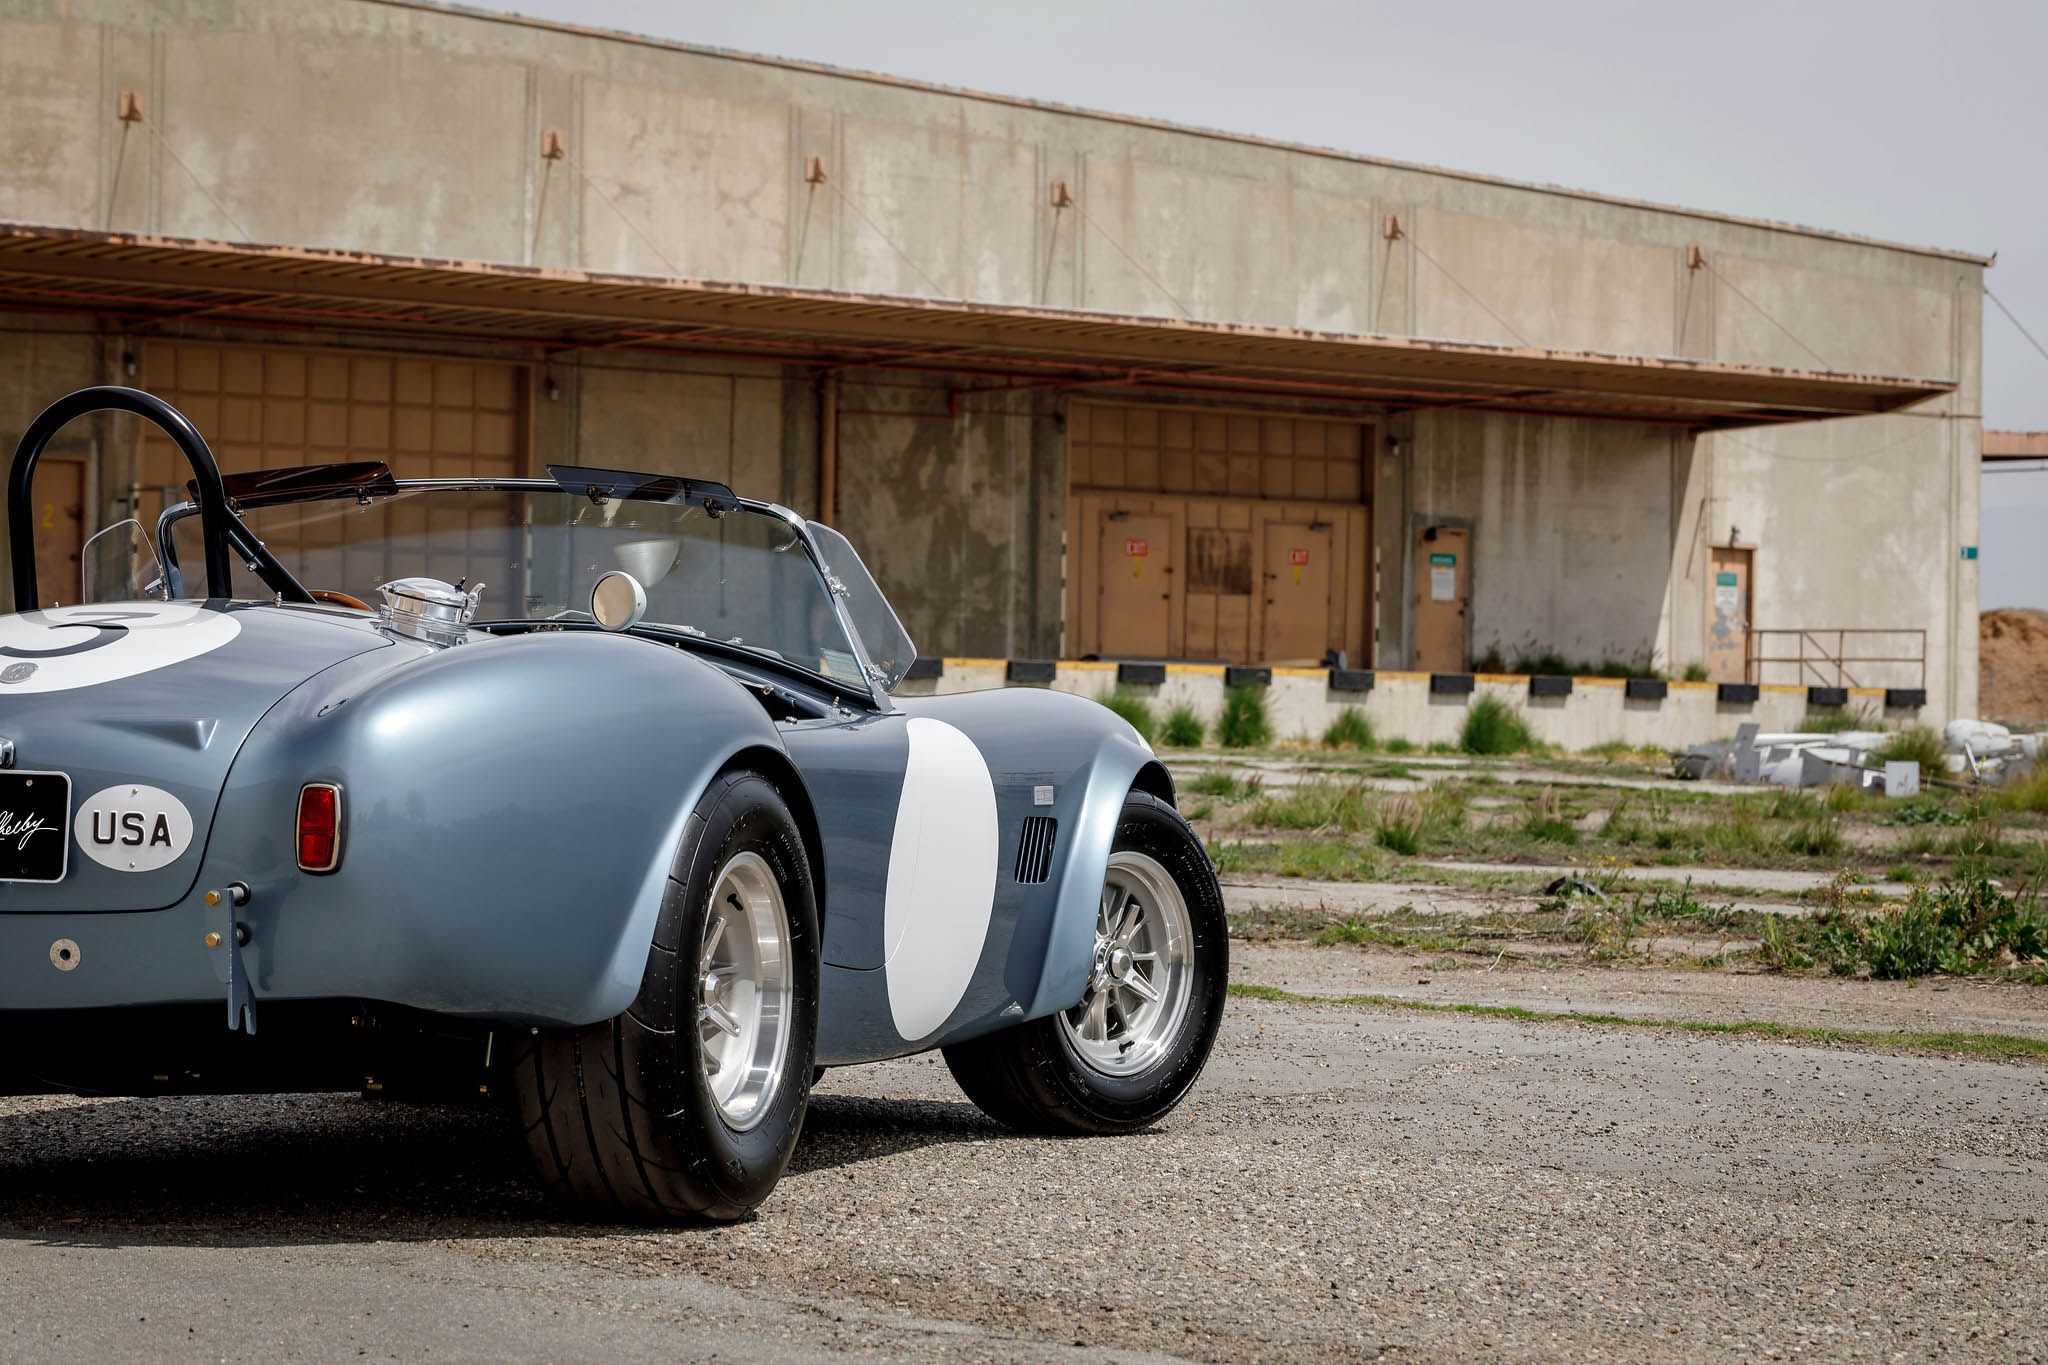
[942,791,1227,1134]
[511,769,818,1221]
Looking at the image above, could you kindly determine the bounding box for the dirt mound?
[1980,607,2048,724]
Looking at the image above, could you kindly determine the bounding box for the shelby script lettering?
[0,810,52,851]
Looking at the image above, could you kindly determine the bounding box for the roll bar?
[10,387,236,609]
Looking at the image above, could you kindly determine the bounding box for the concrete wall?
[1390,414,1689,672]
[0,0,1984,349]
[0,0,1985,715]
[833,379,1063,659]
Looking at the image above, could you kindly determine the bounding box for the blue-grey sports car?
[0,387,1227,1220]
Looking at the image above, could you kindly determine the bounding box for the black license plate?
[0,771,71,883]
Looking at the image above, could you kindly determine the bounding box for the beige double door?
[1069,493,1365,663]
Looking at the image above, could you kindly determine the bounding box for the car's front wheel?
[511,769,818,1221]
[943,791,1227,1133]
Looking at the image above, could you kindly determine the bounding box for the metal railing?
[1746,628,1927,690]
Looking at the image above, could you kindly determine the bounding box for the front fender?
[1024,736,1165,1024]
[206,631,787,1025]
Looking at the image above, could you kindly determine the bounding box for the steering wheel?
[309,589,372,612]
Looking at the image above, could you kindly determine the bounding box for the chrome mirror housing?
[591,570,647,632]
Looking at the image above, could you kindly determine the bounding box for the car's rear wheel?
[511,769,817,1221]
[942,792,1226,1133]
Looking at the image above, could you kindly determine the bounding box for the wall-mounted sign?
[1961,545,1979,560]
[1715,571,1739,586]
[1429,552,1457,567]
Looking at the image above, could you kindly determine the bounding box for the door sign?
[1288,546,1309,583]
[1125,538,1148,577]
[1714,570,1741,617]
[1427,552,1458,601]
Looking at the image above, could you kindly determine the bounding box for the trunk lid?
[0,601,397,913]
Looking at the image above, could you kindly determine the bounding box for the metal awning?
[1984,431,2048,461]
[0,223,1954,429]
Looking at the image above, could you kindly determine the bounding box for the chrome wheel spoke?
[1120,968,1163,1005]
[1085,986,1111,1041]
[1059,851,1195,1079]
[1111,895,1141,945]
[703,1000,742,1037]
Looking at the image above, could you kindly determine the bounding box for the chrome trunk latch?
[203,883,255,1034]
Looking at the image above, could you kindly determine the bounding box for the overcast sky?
[469,0,2048,602]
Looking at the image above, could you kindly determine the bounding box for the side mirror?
[591,570,646,632]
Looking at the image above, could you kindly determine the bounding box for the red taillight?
[297,783,342,873]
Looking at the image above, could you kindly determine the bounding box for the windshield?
[805,521,916,691]
[170,487,870,689]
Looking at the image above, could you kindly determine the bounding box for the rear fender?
[206,631,789,1026]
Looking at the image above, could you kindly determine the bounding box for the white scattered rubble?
[1672,719,2046,793]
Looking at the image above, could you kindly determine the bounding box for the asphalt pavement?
[1,950,2043,1361]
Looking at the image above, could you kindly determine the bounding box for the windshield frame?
[157,477,897,712]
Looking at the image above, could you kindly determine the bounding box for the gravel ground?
[3,956,2045,1362]
[1169,754,1749,797]
[1220,872,1863,928]
[1238,941,2048,1040]
[1217,867,1899,942]
[1416,861,1908,898]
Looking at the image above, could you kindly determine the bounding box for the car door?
[780,709,909,970]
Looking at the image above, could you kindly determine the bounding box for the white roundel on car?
[75,784,195,872]
[883,716,998,1042]
[0,603,239,694]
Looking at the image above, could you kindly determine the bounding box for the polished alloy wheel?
[1058,849,1193,1077]
[698,850,793,1130]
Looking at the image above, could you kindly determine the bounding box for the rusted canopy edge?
[0,223,1956,429]
[1984,431,2048,460]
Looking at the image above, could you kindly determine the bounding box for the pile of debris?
[1981,608,2048,726]
[1673,720,2045,793]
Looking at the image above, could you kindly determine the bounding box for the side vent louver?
[1014,816,1058,884]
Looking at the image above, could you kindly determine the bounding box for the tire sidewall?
[667,774,819,1205]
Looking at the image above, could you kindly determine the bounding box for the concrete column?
[1376,413,1413,667]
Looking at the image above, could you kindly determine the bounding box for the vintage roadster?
[0,387,1227,1220]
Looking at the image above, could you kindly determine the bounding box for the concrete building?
[0,0,1986,725]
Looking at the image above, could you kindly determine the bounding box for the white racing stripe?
[0,603,239,693]
[882,716,998,1042]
